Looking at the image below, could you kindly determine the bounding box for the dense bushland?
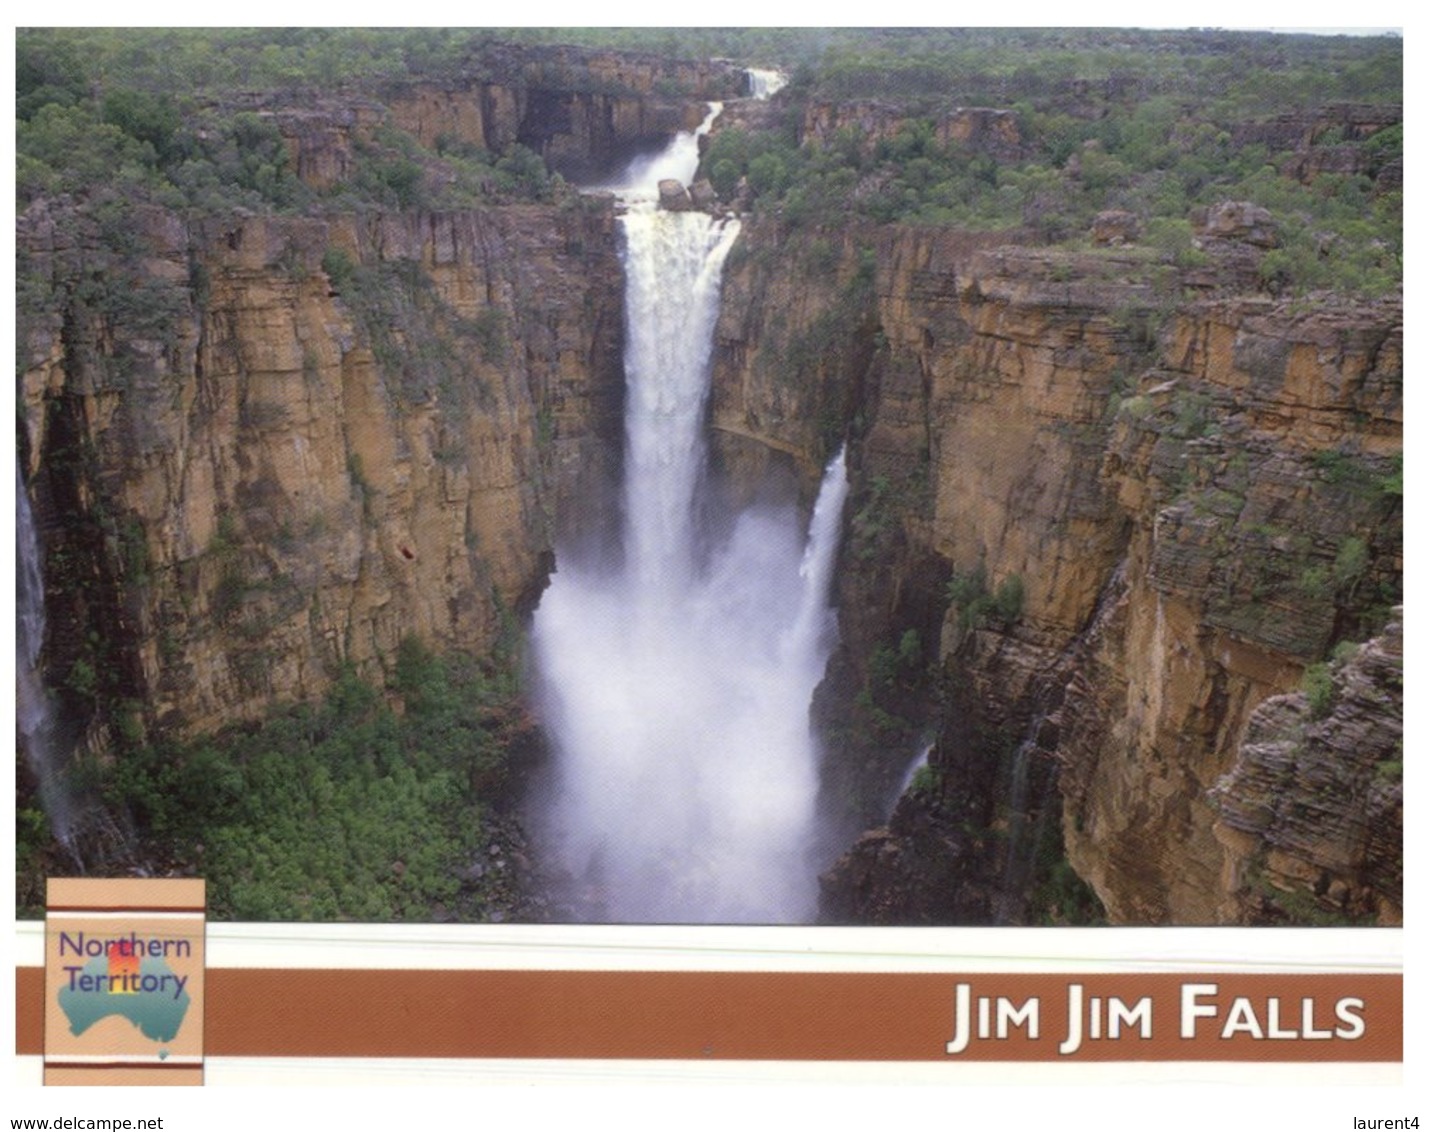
[696,36,1400,297]
[17,28,565,214]
[18,27,1401,296]
[18,640,528,921]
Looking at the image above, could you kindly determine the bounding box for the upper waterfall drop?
[746,68,788,100]
[530,107,849,924]
[600,102,724,201]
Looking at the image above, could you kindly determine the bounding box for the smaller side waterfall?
[891,740,935,817]
[746,68,788,99]
[17,462,78,861]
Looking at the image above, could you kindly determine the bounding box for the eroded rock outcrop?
[800,100,1026,162]
[217,46,745,193]
[19,197,625,740]
[1209,612,1402,924]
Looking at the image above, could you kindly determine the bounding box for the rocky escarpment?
[259,44,746,190]
[17,42,756,762]
[1209,612,1401,923]
[1053,293,1400,924]
[799,100,1026,162]
[18,195,625,746]
[708,216,1401,925]
[15,38,1401,925]
[1231,103,1403,189]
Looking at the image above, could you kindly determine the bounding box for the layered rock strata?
[709,218,1401,925]
[19,198,624,740]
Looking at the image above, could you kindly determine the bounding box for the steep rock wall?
[264,48,747,189]
[1056,296,1401,923]
[707,217,1402,925]
[19,197,624,741]
[1209,612,1402,924]
[800,100,1026,162]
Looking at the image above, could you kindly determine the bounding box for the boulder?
[1194,201,1279,248]
[1091,210,1141,246]
[657,179,693,212]
[688,178,719,212]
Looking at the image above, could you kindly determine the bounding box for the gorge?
[15,29,1402,927]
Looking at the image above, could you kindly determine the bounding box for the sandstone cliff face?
[1057,296,1401,923]
[19,196,624,741]
[16,46,1401,923]
[19,45,761,758]
[1224,104,1402,190]
[1209,612,1402,924]
[800,100,1026,162]
[708,218,1401,925]
[262,47,746,189]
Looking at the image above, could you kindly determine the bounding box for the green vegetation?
[868,629,925,692]
[1249,872,1372,927]
[17,27,1400,299]
[1380,452,1403,498]
[693,31,1399,298]
[907,763,940,798]
[1029,855,1107,926]
[1302,662,1335,720]
[104,639,523,921]
[17,29,564,216]
[702,102,1398,294]
[322,251,502,409]
[946,564,1026,634]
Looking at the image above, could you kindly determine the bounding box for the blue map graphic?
[57,956,192,1043]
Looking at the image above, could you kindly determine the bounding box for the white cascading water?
[745,68,788,100]
[894,740,934,813]
[532,101,849,923]
[17,461,76,858]
[595,103,723,201]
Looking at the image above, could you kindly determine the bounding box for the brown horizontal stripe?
[16,967,1400,1061]
[17,968,42,1053]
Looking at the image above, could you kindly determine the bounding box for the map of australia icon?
[58,954,192,1044]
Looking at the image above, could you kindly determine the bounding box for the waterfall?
[991,692,1067,924]
[618,207,740,601]
[746,68,788,100]
[596,103,723,201]
[17,462,77,860]
[532,107,848,923]
[892,740,935,815]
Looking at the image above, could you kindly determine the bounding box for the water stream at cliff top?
[531,102,848,923]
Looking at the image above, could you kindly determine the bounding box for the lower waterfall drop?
[531,108,849,924]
